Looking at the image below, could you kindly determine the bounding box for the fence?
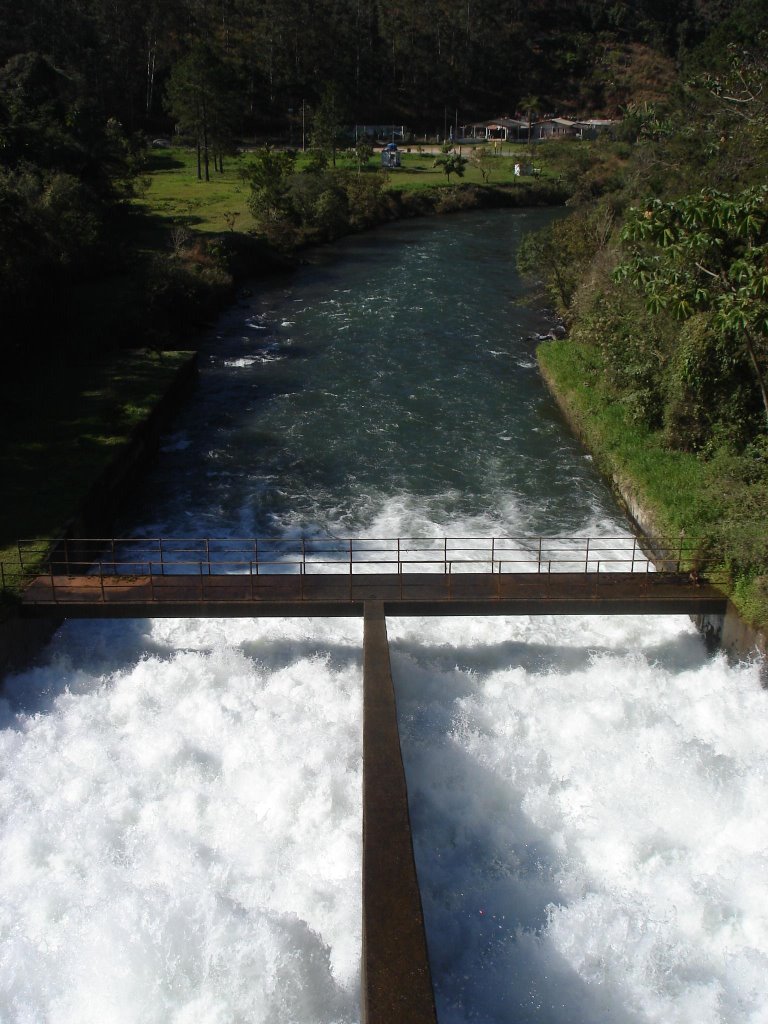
[1,534,708,590]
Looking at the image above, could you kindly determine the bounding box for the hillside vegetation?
[517,0,768,628]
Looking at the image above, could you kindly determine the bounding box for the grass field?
[136,141,574,231]
[137,149,260,234]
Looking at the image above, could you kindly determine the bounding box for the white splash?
[387,612,768,1024]
[0,617,363,1024]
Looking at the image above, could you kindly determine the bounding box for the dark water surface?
[125,209,613,539]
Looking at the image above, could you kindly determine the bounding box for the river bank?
[537,339,768,665]
[0,352,198,678]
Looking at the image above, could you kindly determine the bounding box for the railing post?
[443,537,447,574]
[584,537,590,574]
[200,561,205,600]
[159,537,165,575]
[99,560,106,602]
[631,537,637,574]
[537,537,542,573]
[205,538,211,576]
[397,538,401,575]
[491,537,496,573]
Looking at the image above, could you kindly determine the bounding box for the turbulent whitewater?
[1,211,766,1024]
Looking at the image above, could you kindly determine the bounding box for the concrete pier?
[362,602,437,1024]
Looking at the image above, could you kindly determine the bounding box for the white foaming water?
[387,613,768,1024]
[0,617,363,1023]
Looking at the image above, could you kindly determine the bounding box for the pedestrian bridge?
[4,533,727,618]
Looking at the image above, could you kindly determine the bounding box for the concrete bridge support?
[362,602,437,1024]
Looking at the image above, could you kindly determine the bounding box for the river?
[1,210,766,1024]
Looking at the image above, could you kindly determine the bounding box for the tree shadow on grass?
[144,152,186,172]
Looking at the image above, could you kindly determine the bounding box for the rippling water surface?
[1,211,766,1023]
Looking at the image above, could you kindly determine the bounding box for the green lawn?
[136,149,260,233]
[136,142,573,229]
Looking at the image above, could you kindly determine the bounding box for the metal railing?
[1,533,713,592]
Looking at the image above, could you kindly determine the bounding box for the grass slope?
[538,339,768,630]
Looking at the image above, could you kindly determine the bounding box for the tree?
[166,44,238,182]
[310,84,346,169]
[616,186,768,426]
[518,203,615,311]
[433,152,467,182]
[242,146,297,225]
[469,145,494,182]
[352,136,374,173]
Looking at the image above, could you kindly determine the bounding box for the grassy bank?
[0,350,193,579]
[135,141,583,230]
[538,339,768,630]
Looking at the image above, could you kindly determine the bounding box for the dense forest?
[0,0,738,132]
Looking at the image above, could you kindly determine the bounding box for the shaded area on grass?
[0,350,194,573]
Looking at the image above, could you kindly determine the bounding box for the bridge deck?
[18,571,727,618]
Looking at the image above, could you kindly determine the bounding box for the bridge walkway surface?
[6,533,726,619]
[16,569,727,618]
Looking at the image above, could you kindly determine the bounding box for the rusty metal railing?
[8,533,702,576]
[0,533,723,603]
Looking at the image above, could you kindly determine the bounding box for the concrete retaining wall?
[538,352,767,668]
